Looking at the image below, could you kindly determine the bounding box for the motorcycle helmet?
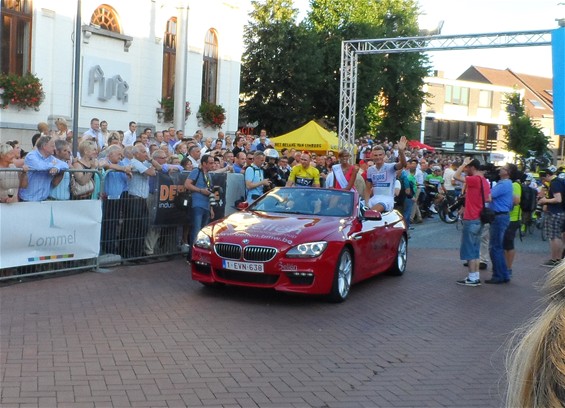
[264,148,279,160]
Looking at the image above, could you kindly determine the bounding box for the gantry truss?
[338,29,552,151]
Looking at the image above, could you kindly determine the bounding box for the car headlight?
[286,241,327,258]
[194,229,211,249]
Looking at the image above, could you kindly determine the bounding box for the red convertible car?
[191,187,407,302]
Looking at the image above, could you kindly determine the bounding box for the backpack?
[519,182,537,212]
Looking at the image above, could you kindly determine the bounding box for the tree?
[308,0,429,139]
[504,92,551,158]
[240,0,322,135]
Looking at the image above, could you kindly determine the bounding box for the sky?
[294,0,562,79]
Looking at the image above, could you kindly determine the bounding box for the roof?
[457,66,553,118]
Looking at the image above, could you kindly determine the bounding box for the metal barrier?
[0,167,191,281]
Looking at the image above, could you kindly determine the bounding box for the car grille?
[243,246,277,262]
[217,269,279,285]
[215,243,242,260]
[215,243,277,262]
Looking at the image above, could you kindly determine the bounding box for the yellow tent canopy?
[271,121,339,154]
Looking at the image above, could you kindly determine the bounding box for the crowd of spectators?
[0,120,487,263]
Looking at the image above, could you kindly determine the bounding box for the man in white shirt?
[364,136,407,212]
[122,121,138,146]
[443,161,458,198]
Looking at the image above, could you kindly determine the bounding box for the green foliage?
[308,0,429,139]
[504,92,550,157]
[240,0,430,139]
[159,96,191,123]
[0,72,45,110]
[240,0,323,135]
[197,102,226,129]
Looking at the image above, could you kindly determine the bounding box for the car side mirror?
[364,209,382,220]
[237,202,249,211]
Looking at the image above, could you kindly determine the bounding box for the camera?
[208,186,223,206]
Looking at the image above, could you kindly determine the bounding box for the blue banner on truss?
[553,28,565,135]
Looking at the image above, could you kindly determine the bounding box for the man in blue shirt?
[245,151,271,204]
[19,136,69,202]
[100,145,131,254]
[486,165,514,284]
[184,154,216,247]
[121,144,156,259]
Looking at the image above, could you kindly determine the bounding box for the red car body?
[191,187,407,301]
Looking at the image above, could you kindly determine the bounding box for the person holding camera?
[245,151,271,204]
[184,154,216,248]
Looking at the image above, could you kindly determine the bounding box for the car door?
[349,215,389,279]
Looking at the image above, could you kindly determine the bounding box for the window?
[162,17,177,98]
[90,4,121,33]
[445,85,469,106]
[529,99,545,109]
[202,29,218,104]
[478,90,492,108]
[2,0,33,74]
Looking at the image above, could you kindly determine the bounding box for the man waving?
[364,135,407,212]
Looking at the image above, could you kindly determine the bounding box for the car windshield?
[250,187,354,216]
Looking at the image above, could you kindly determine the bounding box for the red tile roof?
[457,66,553,118]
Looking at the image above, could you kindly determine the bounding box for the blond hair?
[506,263,565,407]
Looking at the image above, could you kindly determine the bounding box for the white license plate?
[222,260,264,273]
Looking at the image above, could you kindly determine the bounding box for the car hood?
[211,211,351,248]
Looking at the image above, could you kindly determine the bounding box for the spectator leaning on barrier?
[0,144,28,203]
[100,145,131,255]
[50,140,72,200]
[453,157,491,287]
[121,143,157,260]
[19,136,69,202]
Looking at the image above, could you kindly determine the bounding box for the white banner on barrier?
[0,201,102,269]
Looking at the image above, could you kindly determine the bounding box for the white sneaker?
[429,204,438,214]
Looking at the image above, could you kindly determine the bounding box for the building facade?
[422,67,556,155]
[1,0,247,149]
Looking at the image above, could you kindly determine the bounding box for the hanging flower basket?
[0,72,45,110]
[158,96,191,123]
[197,101,226,129]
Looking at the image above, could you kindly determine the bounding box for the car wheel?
[389,234,407,276]
[329,248,353,302]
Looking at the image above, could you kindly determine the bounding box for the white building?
[1,0,247,149]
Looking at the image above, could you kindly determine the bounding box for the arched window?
[202,29,218,104]
[90,4,121,33]
[1,0,33,74]
[162,17,177,98]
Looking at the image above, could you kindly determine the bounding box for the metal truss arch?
[338,29,552,152]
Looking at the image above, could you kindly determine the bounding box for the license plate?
[222,260,264,273]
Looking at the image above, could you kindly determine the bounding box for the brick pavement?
[0,247,549,408]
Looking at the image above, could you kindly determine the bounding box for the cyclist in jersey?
[364,135,407,212]
[286,152,320,187]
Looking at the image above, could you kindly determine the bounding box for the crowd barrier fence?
[0,167,246,282]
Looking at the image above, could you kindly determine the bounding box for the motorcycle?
[437,193,464,224]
